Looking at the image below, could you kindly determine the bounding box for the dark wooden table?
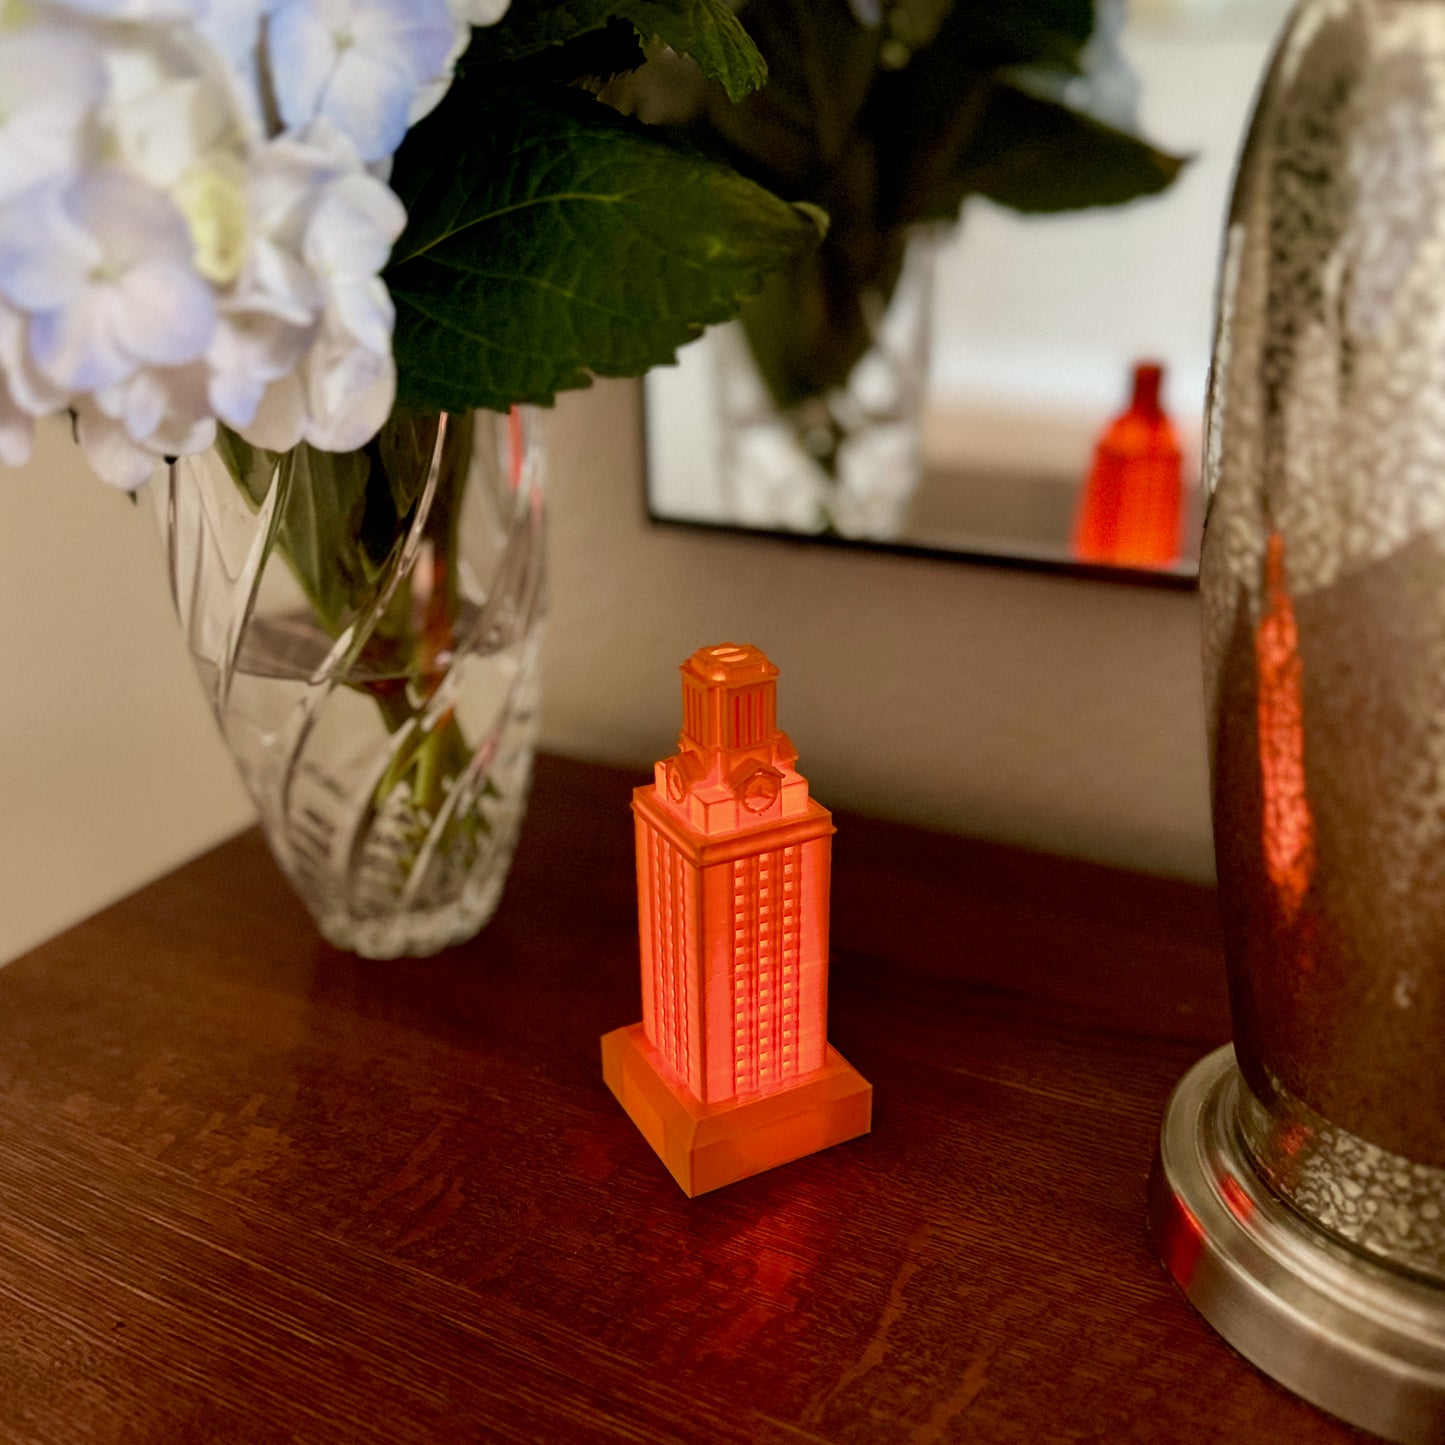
[0,755,1372,1443]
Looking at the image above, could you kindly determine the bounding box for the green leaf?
[645,0,1181,412]
[275,444,378,632]
[739,227,910,409]
[212,425,276,512]
[929,80,1186,219]
[474,0,767,101]
[676,1,1116,234]
[376,412,443,523]
[212,420,444,639]
[383,84,824,415]
[214,429,375,635]
[861,1,1170,230]
[717,0,885,187]
[472,18,647,94]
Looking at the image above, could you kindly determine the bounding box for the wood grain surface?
[0,755,1371,1442]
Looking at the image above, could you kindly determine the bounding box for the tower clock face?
[737,765,782,813]
[666,758,687,802]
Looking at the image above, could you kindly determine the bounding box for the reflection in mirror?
[645,0,1292,584]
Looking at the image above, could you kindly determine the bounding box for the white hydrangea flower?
[408,0,510,129]
[0,0,510,489]
[247,310,394,452]
[0,302,45,465]
[450,0,506,22]
[74,353,221,487]
[296,172,404,449]
[268,0,457,162]
[304,167,404,356]
[0,296,65,418]
[204,128,379,441]
[242,152,405,450]
[0,376,33,465]
[192,0,273,130]
[43,0,201,18]
[202,138,327,434]
[0,25,106,205]
[105,42,247,191]
[74,394,202,489]
[0,170,217,392]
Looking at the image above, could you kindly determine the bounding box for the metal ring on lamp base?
[1149,1045,1445,1444]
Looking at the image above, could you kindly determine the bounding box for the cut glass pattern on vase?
[162,409,546,958]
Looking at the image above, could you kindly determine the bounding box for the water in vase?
[195,606,542,958]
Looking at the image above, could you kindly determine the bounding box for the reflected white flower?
[1065,0,1140,130]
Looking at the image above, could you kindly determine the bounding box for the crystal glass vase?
[1151,4,1445,1438]
[161,408,546,958]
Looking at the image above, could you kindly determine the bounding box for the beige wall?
[0,383,1213,965]
[1,419,255,964]
[548,381,1213,881]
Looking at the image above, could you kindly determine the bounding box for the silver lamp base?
[1150,1046,1445,1443]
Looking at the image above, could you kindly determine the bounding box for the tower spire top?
[661,642,802,838]
[679,642,780,756]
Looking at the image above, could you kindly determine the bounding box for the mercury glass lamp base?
[1150,1045,1445,1443]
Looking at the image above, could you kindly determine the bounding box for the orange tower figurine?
[601,643,872,1196]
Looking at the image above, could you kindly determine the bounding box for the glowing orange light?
[1159,1196,1206,1289]
[1255,531,1315,924]
[602,643,873,1196]
[1220,1173,1255,1225]
[1072,362,1184,568]
[1278,1120,1308,1159]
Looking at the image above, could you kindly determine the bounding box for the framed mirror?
[644,0,1292,586]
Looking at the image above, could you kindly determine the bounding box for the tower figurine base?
[1150,1046,1445,1444]
[601,1024,872,1197]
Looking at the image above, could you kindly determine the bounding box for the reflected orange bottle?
[1073,361,1183,568]
[602,643,872,1196]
